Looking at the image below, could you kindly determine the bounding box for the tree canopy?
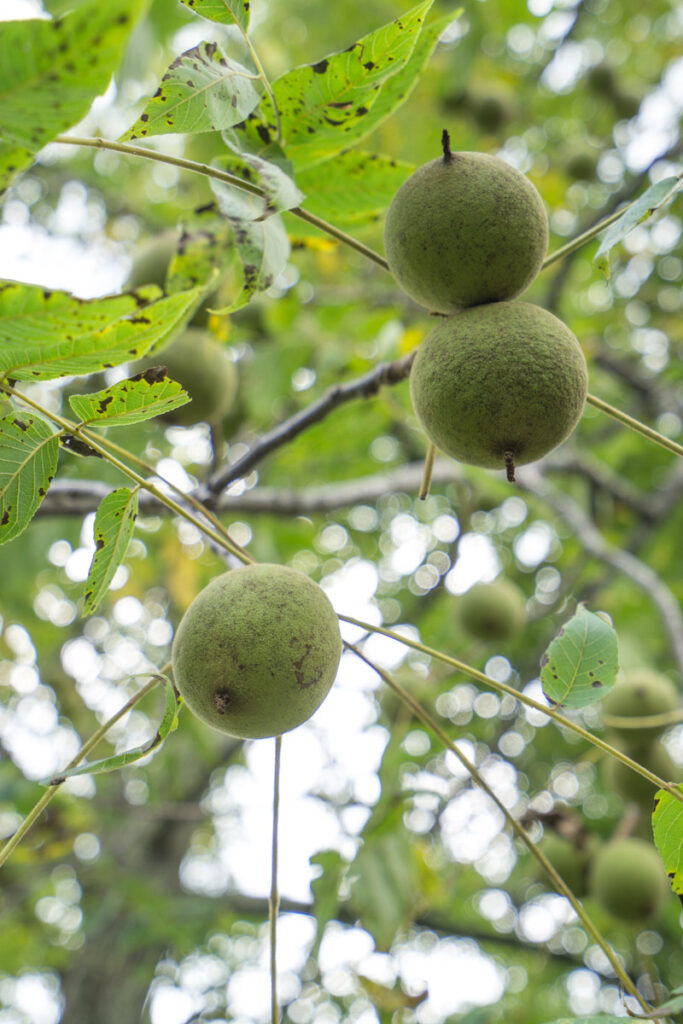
[0,0,681,1023]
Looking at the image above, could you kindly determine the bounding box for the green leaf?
[652,784,683,903]
[208,211,290,311]
[540,605,619,709]
[0,288,202,381]
[0,0,138,196]
[45,676,179,783]
[69,370,190,428]
[297,150,414,226]
[0,413,59,545]
[211,149,304,220]
[626,985,683,1018]
[179,0,251,33]
[238,0,435,170]
[121,43,261,142]
[83,487,139,615]
[594,175,683,276]
[310,850,344,958]
[349,823,418,950]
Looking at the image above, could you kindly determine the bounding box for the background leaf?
[349,822,419,950]
[594,176,683,276]
[0,413,59,545]
[652,785,683,902]
[0,289,202,381]
[122,43,261,141]
[179,0,251,33]
[297,150,414,226]
[69,371,190,428]
[0,0,138,196]
[83,487,139,615]
[540,605,619,709]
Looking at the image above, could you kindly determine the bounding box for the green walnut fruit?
[384,139,548,313]
[538,833,591,896]
[459,579,526,643]
[602,669,679,746]
[138,328,237,426]
[410,301,588,478]
[590,837,669,922]
[171,563,343,739]
[127,231,217,326]
[605,740,679,806]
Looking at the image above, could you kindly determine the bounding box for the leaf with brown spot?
[0,413,58,545]
[83,487,139,615]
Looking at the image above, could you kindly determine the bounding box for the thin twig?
[345,643,652,1013]
[206,352,415,494]
[586,392,683,459]
[270,736,282,1024]
[419,442,437,500]
[0,674,163,869]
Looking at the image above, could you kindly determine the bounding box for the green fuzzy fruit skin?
[605,740,679,806]
[590,838,668,922]
[538,833,590,896]
[459,579,525,642]
[171,564,342,739]
[410,302,588,470]
[602,669,679,746]
[384,151,549,313]
[137,328,237,426]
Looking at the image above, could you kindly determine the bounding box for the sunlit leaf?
[0,413,58,545]
[540,605,619,709]
[83,487,139,615]
[0,288,202,381]
[69,370,190,428]
[121,43,261,141]
[0,0,138,196]
[179,0,251,33]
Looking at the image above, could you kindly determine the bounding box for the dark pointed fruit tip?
[504,451,516,482]
[441,128,452,162]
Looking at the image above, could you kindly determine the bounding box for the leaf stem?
[586,393,683,459]
[54,135,389,270]
[541,201,637,270]
[0,673,163,869]
[419,441,437,500]
[242,37,283,146]
[346,643,651,1014]
[1,383,251,563]
[339,614,683,804]
[270,735,282,1024]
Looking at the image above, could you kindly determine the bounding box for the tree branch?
[205,352,416,495]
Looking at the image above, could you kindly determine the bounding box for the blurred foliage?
[0,0,681,1022]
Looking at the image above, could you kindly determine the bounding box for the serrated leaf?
[121,43,261,142]
[652,785,683,903]
[179,0,251,33]
[69,370,190,427]
[83,487,139,615]
[297,150,414,226]
[540,605,619,709]
[349,827,418,950]
[235,0,434,171]
[0,288,202,381]
[594,175,682,277]
[211,148,304,221]
[0,0,138,197]
[0,413,59,545]
[45,676,179,783]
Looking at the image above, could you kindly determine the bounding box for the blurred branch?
[517,464,683,674]
[593,350,683,418]
[205,352,416,495]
